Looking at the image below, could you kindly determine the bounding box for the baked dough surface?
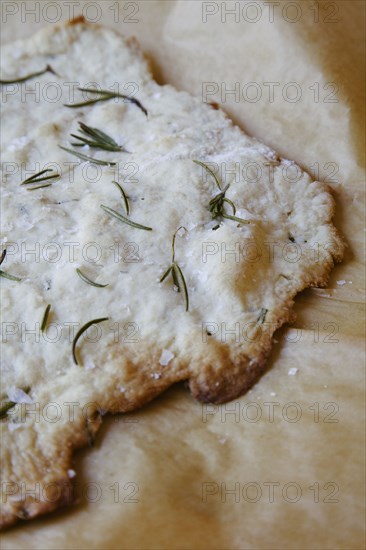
[0,20,344,527]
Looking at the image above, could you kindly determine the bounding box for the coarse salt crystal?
[336,280,346,286]
[288,368,298,376]
[84,359,96,371]
[7,136,30,152]
[68,469,76,478]
[7,387,33,404]
[159,349,174,366]
[152,373,161,380]
[186,222,197,231]
[270,392,277,397]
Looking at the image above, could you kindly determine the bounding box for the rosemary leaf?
[72,317,109,366]
[0,64,56,85]
[171,226,187,263]
[256,308,268,324]
[64,96,110,108]
[41,304,51,332]
[59,145,116,166]
[171,264,181,291]
[21,169,59,185]
[101,205,152,231]
[0,270,21,282]
[173,263,189,311]
[193,160,222,190]
[0,249,6,266]
[0,401,16,419]
[26,183,53,191]
[0,249,21,281]
[159,265,173,283]
[0,387,31,419]
[64,87,148,116]
[222,213,250,224]
[112,181,130,215]
[76,268,109,288]
[222,197,236,214]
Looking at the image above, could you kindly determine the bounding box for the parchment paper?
[1,1,365,548]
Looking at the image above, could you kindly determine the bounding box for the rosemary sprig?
[72,317,109,366]
[71,122,128,153]
[101,205,152,231]
[0,387,31,419]
[193,160,249,230]
[64,87,148,116]
[40,304,51,332]
[21,169,60,185]
[112,181,130,215]
[0,249,21,282]
[0,64,56,85]
[76,268,109,288]
[59,145,116,166]
[160,227,189,312]
[256,308,268,324]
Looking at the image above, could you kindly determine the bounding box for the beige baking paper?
[0,1,365,548]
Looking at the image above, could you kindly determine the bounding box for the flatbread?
[0,19,344,528]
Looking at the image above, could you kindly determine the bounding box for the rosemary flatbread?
[0,19,344,528]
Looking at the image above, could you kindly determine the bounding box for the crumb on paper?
[288,367,298,376]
